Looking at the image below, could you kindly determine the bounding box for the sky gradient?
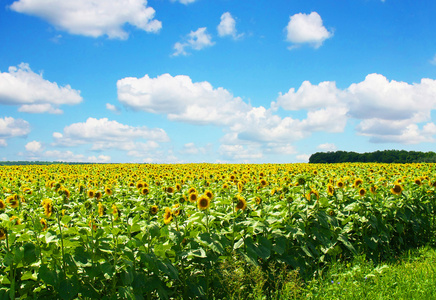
[1,0,436,163]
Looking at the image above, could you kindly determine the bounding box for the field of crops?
[1,163,435,299]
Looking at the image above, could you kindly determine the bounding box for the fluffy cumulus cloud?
[10,0,161,39]
[217,12,243,39]
[274,73,436,144]
[285,12,333,49]
[0,63,82,114]
[25,140,43,152]
[173,27,215,56]
[0,117,31,146]
[53,117,169,151]
[117,73,250,125]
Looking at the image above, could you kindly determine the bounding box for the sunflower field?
[0,163,436,299]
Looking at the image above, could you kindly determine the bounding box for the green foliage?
[309,150,436,163]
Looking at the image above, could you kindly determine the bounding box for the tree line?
[309,150,436,164]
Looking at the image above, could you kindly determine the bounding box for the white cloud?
[53,117,169,147]
[172,27,214,56]
[0,63,82,113]
[217,12,243,39]
[117,73,250,125]
[170,0,197,4]
[43,150,85,162]
[296,154,310,162]
[0,140,7,147]
[10,0,161,39]
[25,140,42,152]
[106,103,121,113]
[274,73,436,144]
[317,143,337,151]
[87,155,111,163]
[0,117,31,143]
[285,12,333,49]
[430,54,436,65]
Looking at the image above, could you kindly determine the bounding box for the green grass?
[215,245,436,300]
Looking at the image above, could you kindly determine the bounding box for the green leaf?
[61,215,72,225]
[38,264,58,287]
[121,267,134,286]
[338,233,357,255]
[23,243,37,265]
[59,276,79,300]
[272,236,286,255]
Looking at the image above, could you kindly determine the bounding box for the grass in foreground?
[216,245,436,300]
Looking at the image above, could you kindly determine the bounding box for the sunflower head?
[337,180,345,188]
[188,187,197,194]
[141,187,150,195]
[40,218,48,231]
[166,186,175,194]
[150,205,159,215]
[391,184,403,195]
[189,193,198,203]
[95,191,103,201]
[235,195,247,212]
[0,200,5,210]
[359,188,366,197]
[327,184,335,196]
[163,207,173,224]
[105,187,113,196]
[353,178,363,187]
[87,190,95,198]
[172,204,181,216]
[197,195,211,210]
[414,178,422,186]
[0,228,6,240]
[205,190,214,200]
[98,202,105,217]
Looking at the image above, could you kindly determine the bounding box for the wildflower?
[205,189,214,200]
[6,195,19,208]
[98,202,105,216]
[10,216,21,225]
[337,180,345,188]
[188,187,197,194]
[391,184,403,195]
[327,184,335,196]
[235,195,247,212]
[353,178,363,187]
[150,205,159,215]
[141,187,149,195]
[189,193,198,203]
[166,186,175,194]
[105,187,113,196]
[112,204,119,220]
[359,188,366,197]
[42,198,53,218]
[87,190,95,198]
[414,178,422,186]
[40,218,48,231]
[163,207,173,224]
[95,191,102,201]
[197,195,211,210]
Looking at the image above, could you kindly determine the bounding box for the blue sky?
[1,0,436,163]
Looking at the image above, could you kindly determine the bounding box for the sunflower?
[188,187,197,194]
[205,189,214,200]
[353,178,363,187]
[150,205,159,215]
[141,187,150,195]
[0,228,6,240]
[391,184,403,195]
[189,193,198,203]
[6,195,19,208]
[173,203,181,216]
[337,180,345,188]
[136,181,144,189]
[414,178,422,186]
[23,187,32,195]
[98,202,105,217]
[95,191,103,201]
[176,183,182,191]
[87,190,95,198]
[40,218,48,231]
[42,199,53,218]
[105,187,113,196]
[359,188,366,197]
[255,196,262,205]
[197,195,211,210]
[327,184,335,196]
[259,179,268,188]
[166,186,175,194]
[163,207,173,224]
[235,195,247,212]
[0,200,5,210]
[370,185,377,194]
[10,216,21,225]
[112,204,119,220]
